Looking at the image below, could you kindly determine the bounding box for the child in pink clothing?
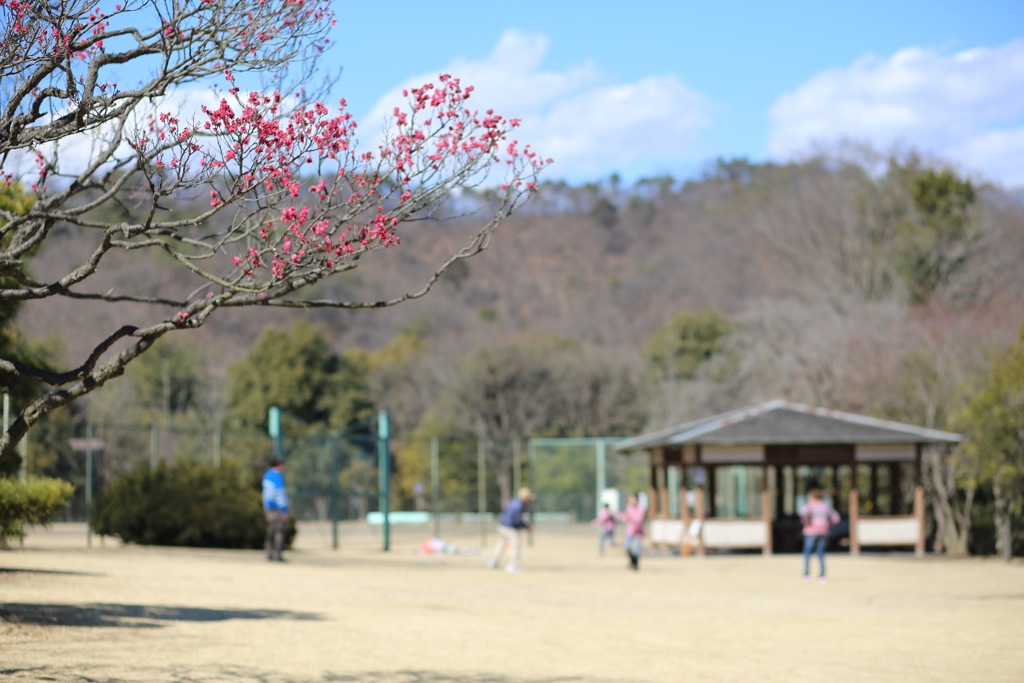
[592,503,619,555]
[622,493,645,571]
[799,487,841,581]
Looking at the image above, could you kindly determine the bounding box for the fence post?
[430,437,440,539]
[86,423,94,549]
[149,423,158,469]
[513,438,521,494]
[331,434,340,550]
[377,411,391,552]
[527,441,536,546]
[477,439,487,548]
[596,440,607,518]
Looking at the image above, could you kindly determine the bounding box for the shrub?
[91,460,297,549]
[0,476,75,547]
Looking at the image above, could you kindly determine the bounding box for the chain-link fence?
[26,416,651,547]
[389,436,649,539]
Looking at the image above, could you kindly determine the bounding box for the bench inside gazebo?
[613,400,963,556]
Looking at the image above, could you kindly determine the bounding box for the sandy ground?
[1,521,1023,683]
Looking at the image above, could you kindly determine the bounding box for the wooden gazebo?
[613,400,963,556]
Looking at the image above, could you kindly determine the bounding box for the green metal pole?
[596,439,607,518]
[377,411,391,552]
[331,435,340,550]
[430,437,440,539]
[527,440,535,547]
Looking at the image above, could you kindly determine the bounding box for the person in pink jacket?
[622,493,645,571]
[799,486,841,582]
[592,503,619,556]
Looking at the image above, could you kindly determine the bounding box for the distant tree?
[640,308,734,425]
[744,152,982,305]
[225,320,374,440]
[355,321,436,439]
[439,336,565,504]
[643,309,732,382]
[223,320,375,519]
[889,162,979,303]
[874,346,982,556]
[625,196,657,228]
[432,335,641,505]
[957,327,1024,561]
[0,0,549,464]
[124,337,207,419]
[551,350,647,438]
[590,197,619,229]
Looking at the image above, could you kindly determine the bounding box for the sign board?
[69,438,105,451]
[268,406,281,438]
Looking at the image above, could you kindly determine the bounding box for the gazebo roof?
[613,399,964,452]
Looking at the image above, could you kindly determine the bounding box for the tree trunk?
[993,484,1014,562]
[489,444,516,507]
[924,450,973,556]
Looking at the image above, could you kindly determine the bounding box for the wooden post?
[695,485,706,556]
[890,462,902,515]
[869,463,878,514]
[914,485,925,557]
[849,488,860,556]
[648,449,661,520]
[762,488,773,556]
[659,465,669,520]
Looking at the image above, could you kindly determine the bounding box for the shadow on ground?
[0,669,590,683]
[0,602,323,628]
[0,567,99,576]
[316,673,589,683]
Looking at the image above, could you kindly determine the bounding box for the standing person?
[622,493,645,571]
[592,503,619,556]
[487,487,534,573]
[799,485,840,582]
[262,457,289,562]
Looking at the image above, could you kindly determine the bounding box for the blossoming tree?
[0,0,549,461]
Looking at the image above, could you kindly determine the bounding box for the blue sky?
[325,1,1024,188]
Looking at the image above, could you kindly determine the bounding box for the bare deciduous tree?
[0,0,548,460]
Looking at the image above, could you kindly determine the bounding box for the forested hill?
[19,154,1024,419]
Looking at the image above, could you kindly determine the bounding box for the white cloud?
[768,40,1024,188]
[360,29,715,183]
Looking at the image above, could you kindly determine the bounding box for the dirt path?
[2,522,1022,682]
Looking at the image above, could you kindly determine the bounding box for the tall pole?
[527,440,536,547]
[268,406,283,460]
[331,435,340,550]
[512,438,521,494]
[213,428,221,467]
[596,439,607,517]
[377,411,391,552]
[430,437,440,539]
[478,439,487,548]
[18,435,27,482]
[149,423,158,470]
[86,423,94,549]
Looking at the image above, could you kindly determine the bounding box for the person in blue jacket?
[262,458,289,562]
[487,487,534,572]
